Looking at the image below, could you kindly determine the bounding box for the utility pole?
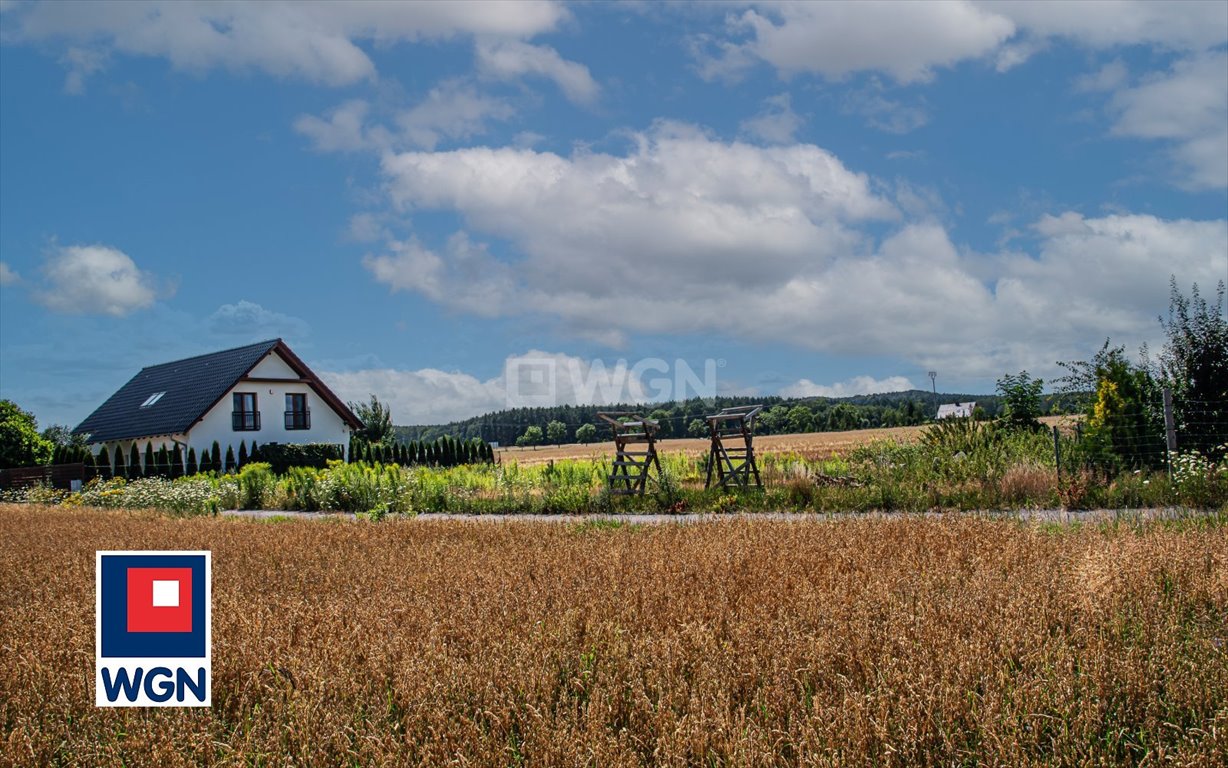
[928,371,937,394]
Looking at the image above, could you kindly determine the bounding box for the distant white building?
[936,402,976,419]
[74,339,361,470]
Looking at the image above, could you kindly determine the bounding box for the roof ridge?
[139,338,280,370]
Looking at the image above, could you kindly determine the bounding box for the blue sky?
[1,0,1225,427]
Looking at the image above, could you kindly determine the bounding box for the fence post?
[1163,387,1178,479]
[1053,424,1061,485]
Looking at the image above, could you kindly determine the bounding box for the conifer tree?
[224,445,236,474]
[129,444,142,478]
[144,443,155,477]
[211,442,222,473]
[113,445,125,479]
[186,447,198,476]
[238,440,248,468]
[170,445,183,478]
[156,446,170,477]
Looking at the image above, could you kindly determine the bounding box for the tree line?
[392,391,1081,447]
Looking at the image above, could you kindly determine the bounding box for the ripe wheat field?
[1,503,1225,766]
[496,416,1076,466]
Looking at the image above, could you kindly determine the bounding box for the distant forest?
[394,390,1082,446]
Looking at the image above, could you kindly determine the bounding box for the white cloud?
[397,80,516,149]
[293,99,386,153]
[1107,51,1228,190]
[780,375,917,399]
[373,124,1227,378]
[4,0,568,89]
[739,93,803,144]
[363,232,516,317]
[1073,58,1128,93]
[716,1,1015,84]
[378,122,896,340]
[295,81,514,154]
[320,350,652,424]
[0,261,19,286]
[699,1,1226,82]
[991,0,1228,52]
[34,244,167,316]
[475,38,599,104]
[207,300,309,339]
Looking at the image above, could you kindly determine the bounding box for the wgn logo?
[96,551,211,707]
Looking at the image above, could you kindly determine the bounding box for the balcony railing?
[232,411,261,431]
[285,409,311,430]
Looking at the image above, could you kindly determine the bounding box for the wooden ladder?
[597,412,663,495]
[703,405,764,490]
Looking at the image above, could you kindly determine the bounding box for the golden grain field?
[496,416,1077,466]
[1,503,1224,766]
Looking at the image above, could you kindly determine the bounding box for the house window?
[232,392,260,431]
[140,392,166,408]
[285,393,310,430]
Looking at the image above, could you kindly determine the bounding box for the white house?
[74,339,361,471]
[936,402,977,420]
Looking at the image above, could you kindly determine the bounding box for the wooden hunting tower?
[597,412,663,495]
[703,405,764,490]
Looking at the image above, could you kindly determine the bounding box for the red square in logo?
[127,567,193,633]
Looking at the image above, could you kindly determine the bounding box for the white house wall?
[246,352,299,380]
[187,378,351,460]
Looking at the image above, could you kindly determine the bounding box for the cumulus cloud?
[34,244,168,316]
[363,232,516,317]
[320,350,655,424]
[739,93,803,144]
[475,38,599,104]
[779,375,916,399]
[0,261,19,286]
[708,1,1015,84]
[992,0,1228,52]
[397,80,516,149]
[3,0,567,89]
[1107,51,1228,190]
[371,124,1226,379]
[293,99,388,153]
[295,81,515,154]
[207,300,309,340]
[697,1,1226,82]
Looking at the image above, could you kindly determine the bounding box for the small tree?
[546,420,568,445]
[129,444,142,479]
[517,425,544,448]
[687,418,708,438]
[186,447,198,476]
[996,371,1045,431]
[0,400,54,469]
[224,445,236,474]
[170,445,183,478]
[575,423,598,443]
[95,447,111,479]
[349,394,394,444]
[211,442,222,473]
[238,440,248,468]
[1159,279,1228,457]
[113,445,126,479]
[156,445,170,477]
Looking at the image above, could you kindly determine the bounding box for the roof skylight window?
[140,392,166,408]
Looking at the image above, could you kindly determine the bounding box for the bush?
[257,443,344,474]
[238,462,276,509]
